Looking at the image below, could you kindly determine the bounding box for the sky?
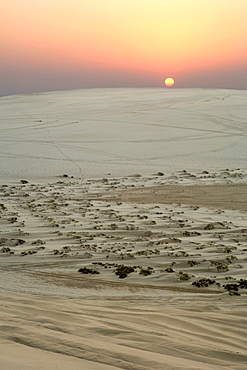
[1,0,247,95]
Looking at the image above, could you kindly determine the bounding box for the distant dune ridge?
[0,88,247,369]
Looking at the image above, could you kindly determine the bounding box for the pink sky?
[1,0,247,95]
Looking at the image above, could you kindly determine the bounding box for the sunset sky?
[1,0,247,95]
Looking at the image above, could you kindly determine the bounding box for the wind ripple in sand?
[0,169,247,369]
[0,294,247,370]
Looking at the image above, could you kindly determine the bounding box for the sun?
[164,77,175,87]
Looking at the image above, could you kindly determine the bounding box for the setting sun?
[164,78,175,87]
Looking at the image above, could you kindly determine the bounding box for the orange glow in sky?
[1,0,247,94]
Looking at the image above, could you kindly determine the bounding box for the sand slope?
[1,292,247,370]
[0,88,247,182]
[1,171,247,369]
[0,89,247,369]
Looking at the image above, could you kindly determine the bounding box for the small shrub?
[0,238,7,246]
[32,239,45,245]
[8,217,18,223]
[15,239,25,245]
[192,278,216,288]
[239,279,247,289]
[229,290,241,296]
[183,231,201,237]
[165,268,174,273]
[78,267,100,274]
[225,255,237,264]
[204,224,215,230]
[216,264,229,272]
[223,279,247,293]
[1,247,11,253]
[223,283,239,292]
[139,268,153,276]
[20,250,37,256]
[188,260,200,267]
[115,265,135,278]
[178,271,191,281]
[210,260,229,272]
[220,246,237,253]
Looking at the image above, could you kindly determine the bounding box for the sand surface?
[0,88,247,369]
[1,88,247,182]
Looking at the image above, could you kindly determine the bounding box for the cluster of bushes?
[165,267,174,273]
[115,265,154,278]
[1,247,14,254]
[115,265,135,278]
[77,264,154,279]
[78,267,100,274]
[192,277,247,295]
[20,250,37,256]
[139,267,153,276]
[192,278,217,288]
[188,260,200,267]
[178,271,191,281]
[223,279,247,293]
[210,260,229,272]
[0,203,7,211]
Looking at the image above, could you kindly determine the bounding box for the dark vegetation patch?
[15,239,25,246]
[192,278,217,288]
[115,265,135,278]
[192,277,247,295]
[182,231,201,237]
[1,247,14,254]
[238,279,247,289]
[178,271,191,281]
[20,250,37,256]
[139,267,153,276]
[0,238,7,246]
[223,279,247,293]
[165,268,175,273]
[188,260,200,267]
[78,267,100,274]
[223,283,239,292]
[32,239,46,245]
[8,217,18,223]
[210,260,229,272]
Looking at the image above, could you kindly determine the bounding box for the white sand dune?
[0,88,246,182]
[0,88,247,369]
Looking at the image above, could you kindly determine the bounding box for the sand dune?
[0,89,247,369]
[1,292,246,370]
[0,88,247,182]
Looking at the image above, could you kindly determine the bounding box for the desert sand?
[0,88,247,369]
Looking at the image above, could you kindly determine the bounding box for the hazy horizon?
[1,85,246,99]
[1,0,247,95]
